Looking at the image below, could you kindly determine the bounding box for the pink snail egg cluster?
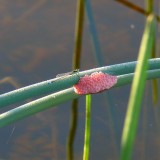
[74,72,117,95]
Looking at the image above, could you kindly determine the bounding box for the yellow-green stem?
[83,94,91,160]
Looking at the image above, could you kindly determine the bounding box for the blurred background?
[0,0,160,159]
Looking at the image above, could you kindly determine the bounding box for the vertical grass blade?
[72,0,85,69]
[83,94,91,160]
[151,42,158,104]
[145,0,159,104]
[67,0,85,159]
[121,14,156,160]
[145,0,154,13]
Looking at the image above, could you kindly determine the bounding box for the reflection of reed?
[10,46,48,72]
[115,0,147,15]
[0,77,20,89]
[85,1,120,158]
[21,48,47,72]
[115,0,160,22]
[0,0,48,36]
[9,112,61,160]
[14,0,47,23]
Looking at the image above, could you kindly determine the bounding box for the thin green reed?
[121,14,156,160]
[83,94,91,160]
[146,0,158,104]
[151,46,158,104]
[146,0,154,13]
[68,0,85,159]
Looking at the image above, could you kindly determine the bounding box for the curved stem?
[0,69,159,128]
[0,58,160,108]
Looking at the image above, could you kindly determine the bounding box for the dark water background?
[0,0,160,159]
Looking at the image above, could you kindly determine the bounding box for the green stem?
[121,14,155,160]
[68,0,85,159]
[83,94,91,160]
[72,0,84,69]
[0,69,159,128]
[146,0,154,13]
[0,58,160,108]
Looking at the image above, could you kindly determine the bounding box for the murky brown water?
[0,1,160,159]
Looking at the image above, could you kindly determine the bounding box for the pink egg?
[73,72,117,95]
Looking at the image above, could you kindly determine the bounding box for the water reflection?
[0,0,159,160]
[0,77,21,89]
[9,112,61,159]
[9,47,48,72]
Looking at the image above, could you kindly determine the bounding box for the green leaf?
[120,14,156,160]
[83,94,91,160]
